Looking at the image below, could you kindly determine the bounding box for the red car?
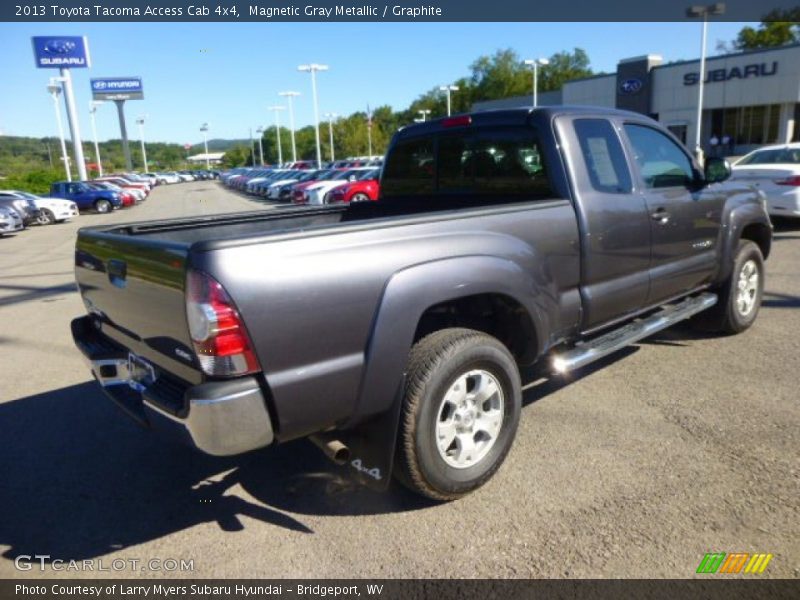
[326,176,380,204]
[96,177,150,197]
[88,182,136,207]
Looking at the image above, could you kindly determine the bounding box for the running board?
[552,293,717,374]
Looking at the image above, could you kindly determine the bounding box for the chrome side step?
[552,293,717,374]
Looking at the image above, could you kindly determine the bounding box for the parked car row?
[146,170,220,185]
[220,161,383,206]
[0,189,80,236]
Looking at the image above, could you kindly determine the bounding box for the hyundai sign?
[91,77,144,101]
[32,36,90,68]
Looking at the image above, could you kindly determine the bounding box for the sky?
[0,21,754,144]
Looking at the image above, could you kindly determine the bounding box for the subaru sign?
[619,78,643,95]
[32,36,90,68]
[91,77,144,101]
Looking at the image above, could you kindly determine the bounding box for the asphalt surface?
[0,181,797,579]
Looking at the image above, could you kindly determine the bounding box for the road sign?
[91,77,144,101]
[32,36,91,68]
[184,144,192,150]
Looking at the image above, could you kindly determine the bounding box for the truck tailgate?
[75,230,200,385]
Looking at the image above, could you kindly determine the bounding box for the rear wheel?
[697,240,764,334]
[395,328,521,501]
[351,192,370,203]
[37,209,55,225]
[94,199,111,214]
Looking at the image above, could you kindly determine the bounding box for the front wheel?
[37,209,55,225]
[395,328,521,501]
[698,240,764,334]
[94,199,111,214]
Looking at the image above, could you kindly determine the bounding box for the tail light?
[185,269,260,377]
[775,176,800,186]
[442,115,472,128]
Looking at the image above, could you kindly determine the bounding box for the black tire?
[697,240,764,334]
[94,199,111,214]
[37,208,55,225]
[395,328,521,501]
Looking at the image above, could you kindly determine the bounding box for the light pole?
[88,101,104,176]
[324,112,337,161]
[47,81,71,181]
[687,3,726,161]
[298,63,329,168]
[417,109,431,122]
[439,84,459,117]
[279,91,300,163]
[135,116,148,172]
[523,58,550,108]
[267,105,286,165]
[255,126,265,166]
[200,123,210,169]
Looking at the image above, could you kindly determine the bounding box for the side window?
[437,133,474,192]
[573,119,632,194]
[381,137,434,198]
[623,124,695,189]
[67,184,79,194]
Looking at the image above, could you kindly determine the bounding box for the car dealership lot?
[0,181,798,579]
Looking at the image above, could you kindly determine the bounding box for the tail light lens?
[185,269,260,377]
[775,176,800,186]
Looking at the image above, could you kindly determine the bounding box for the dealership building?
[473,44,800,156]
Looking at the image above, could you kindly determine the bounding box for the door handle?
[651,208,670,224]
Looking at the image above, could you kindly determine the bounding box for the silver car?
[0,205,24,236]
[0,192,40,227]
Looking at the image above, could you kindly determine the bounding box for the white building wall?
[562,75,617,107]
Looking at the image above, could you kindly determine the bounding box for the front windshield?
[738,148,800,165]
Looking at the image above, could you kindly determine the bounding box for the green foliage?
[2,168,66,194]
[733,10,800,50]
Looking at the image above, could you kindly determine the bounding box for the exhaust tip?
[310,435,350,466]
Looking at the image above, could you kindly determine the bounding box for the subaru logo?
[93,81,107,89]
[620,78,643,94]
[44,39,76,54]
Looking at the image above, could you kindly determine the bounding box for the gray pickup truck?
[71,107,771,500]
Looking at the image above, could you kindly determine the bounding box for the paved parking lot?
[0,181,798,579]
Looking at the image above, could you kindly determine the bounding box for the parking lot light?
[200,123,210,169]
[279,91,301,163]
[523,58,550,108]
[135,115,148,173]
[47,80,71,181]
[267,105,286,165]
[418,109,431,122]
[298,64,329,168]
[255,126,265,166]
[439,84,460,117]
[88,101,104,177]
[687,2,726,161]
[324,112,337,162]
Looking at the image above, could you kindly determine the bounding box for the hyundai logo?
[44,39,76,54]
[620,78,643,94]
[93,81,107,89]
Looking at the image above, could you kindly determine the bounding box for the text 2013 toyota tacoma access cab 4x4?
[71,107,772,500]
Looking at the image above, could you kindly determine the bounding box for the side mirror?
[704,157,731,184]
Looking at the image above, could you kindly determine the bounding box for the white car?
[0,190,79,225]
[177,172,195,182]
[731,143,800,219]
[0,205,24,235]
[304,168,373,205]
[157,172,182,184]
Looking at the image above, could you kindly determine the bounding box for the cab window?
[574,119,632,194]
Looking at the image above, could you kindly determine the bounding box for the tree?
[731,9,800,50]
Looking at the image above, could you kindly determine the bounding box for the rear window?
[381,127,553,200]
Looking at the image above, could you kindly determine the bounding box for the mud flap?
[335,378,405,491]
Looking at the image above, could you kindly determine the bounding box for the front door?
[621,123,723,304]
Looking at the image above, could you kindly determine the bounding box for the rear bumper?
[71,316,275,456]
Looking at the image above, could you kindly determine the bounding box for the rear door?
[558,116,651,330]
[621,123,723,304]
